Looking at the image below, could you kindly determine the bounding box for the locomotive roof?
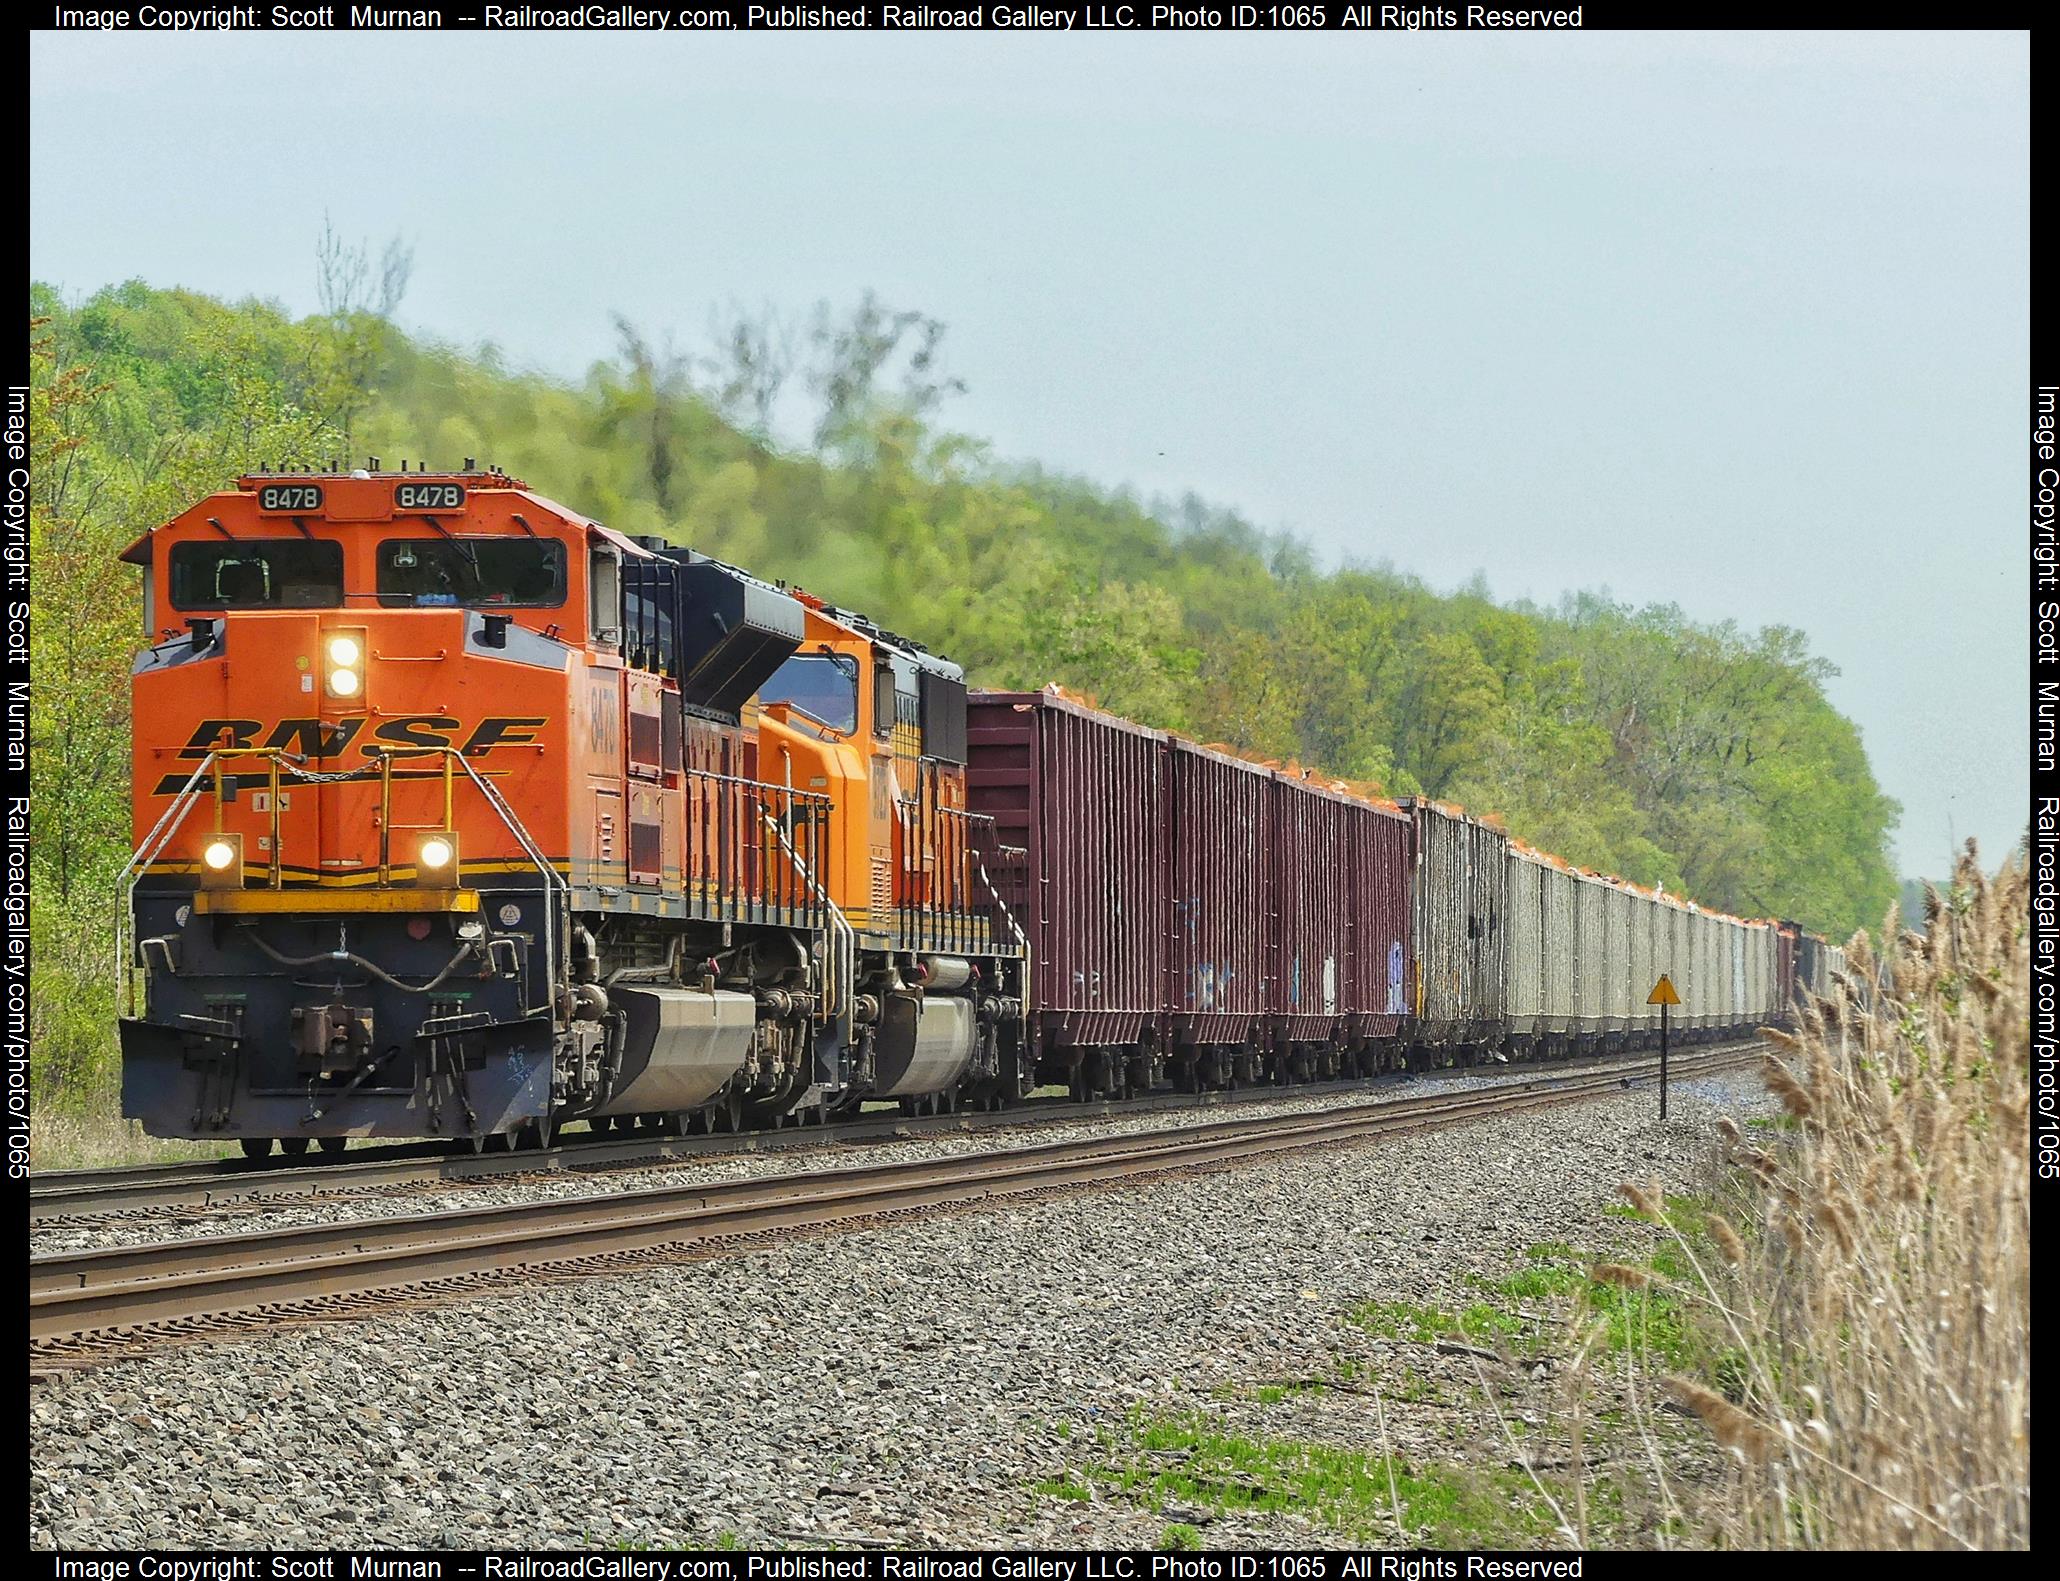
[119,467,655,564]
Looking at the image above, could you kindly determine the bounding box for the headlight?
[323,627,367,703]
[410,831,459,887]
[199,832,243,889]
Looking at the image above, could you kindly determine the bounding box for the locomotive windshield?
[759,653,858,733]
[377,537,567,608]
[168,541,343,609]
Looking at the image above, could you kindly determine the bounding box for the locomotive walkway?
[29,1041,1758,1379]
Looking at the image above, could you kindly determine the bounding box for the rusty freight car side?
[1265,774,1412,1080]
[966,690,1168,1098]
[1166,739,1272,1088]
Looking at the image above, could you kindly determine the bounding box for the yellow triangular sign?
[1648,975,1681,1006]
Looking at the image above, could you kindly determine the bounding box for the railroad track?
[29,1041,1757,1377]
[29,1081,1401,1222]
[29,1039,1761,1222]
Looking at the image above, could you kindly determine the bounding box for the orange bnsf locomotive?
[118,468,1026,1154]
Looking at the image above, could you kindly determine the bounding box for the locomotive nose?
[157,609,487,888]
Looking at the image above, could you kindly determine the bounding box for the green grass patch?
[1254,1380,1328,1404]
[1212,1378,1332,1405]
[1034,1474,1092,1503]
[1351,1299,1463,1343]
[1351,1295,1535,1351]
[1052,1412,1560,1547]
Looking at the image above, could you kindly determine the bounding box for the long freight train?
[114,469,1842,1155]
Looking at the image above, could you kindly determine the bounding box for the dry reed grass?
[1629,842,2030,1548]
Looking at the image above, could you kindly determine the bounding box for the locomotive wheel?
[239,1138,275,1160]
[278,1136,311,1157]
[318,1136,348,1156]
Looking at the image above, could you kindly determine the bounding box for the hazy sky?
[29,29,2028,875]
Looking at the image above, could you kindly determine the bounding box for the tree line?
[24,265,1900,1113]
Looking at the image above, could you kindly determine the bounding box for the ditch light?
[416,831,459,885]
[199,832,244,889]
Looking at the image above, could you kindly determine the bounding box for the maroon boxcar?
[1267,772,1414,1077]
[1165,738,1273,1087]
[966,690,1167,1096]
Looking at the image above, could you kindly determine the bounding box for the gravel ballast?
[29,1067,1772,1550]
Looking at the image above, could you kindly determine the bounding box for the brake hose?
[239,928,477,995]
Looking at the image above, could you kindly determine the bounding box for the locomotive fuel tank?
[871,994,979,1098]
[591,986,759,1117]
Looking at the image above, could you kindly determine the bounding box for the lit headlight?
[322,627,367,703]
[410,831,459,888]
[198,832,243,889]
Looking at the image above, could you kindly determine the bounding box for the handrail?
[116,745,309,1014]
[369,746,569,1020]
[971,838,1029,961]
[117,746,570,1027]
[759,808,854,1042]
[891,794,1027,958]
[114,753,221,1017]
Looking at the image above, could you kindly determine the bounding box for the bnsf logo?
[172,715,546,761]
[151,716,549,795]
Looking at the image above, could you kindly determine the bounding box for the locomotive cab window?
[376,538,566,608]
[169,540,344,610]
[760,653,858,734]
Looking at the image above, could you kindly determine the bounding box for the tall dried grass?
[1645,843,2030,1548]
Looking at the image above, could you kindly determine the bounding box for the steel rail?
[29,1038,1767,1220]
[30,1044,1755,1346]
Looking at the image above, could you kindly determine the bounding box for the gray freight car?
[1400,800,1508,1059]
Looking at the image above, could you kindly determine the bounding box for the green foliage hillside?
[25,276,1899,1125]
